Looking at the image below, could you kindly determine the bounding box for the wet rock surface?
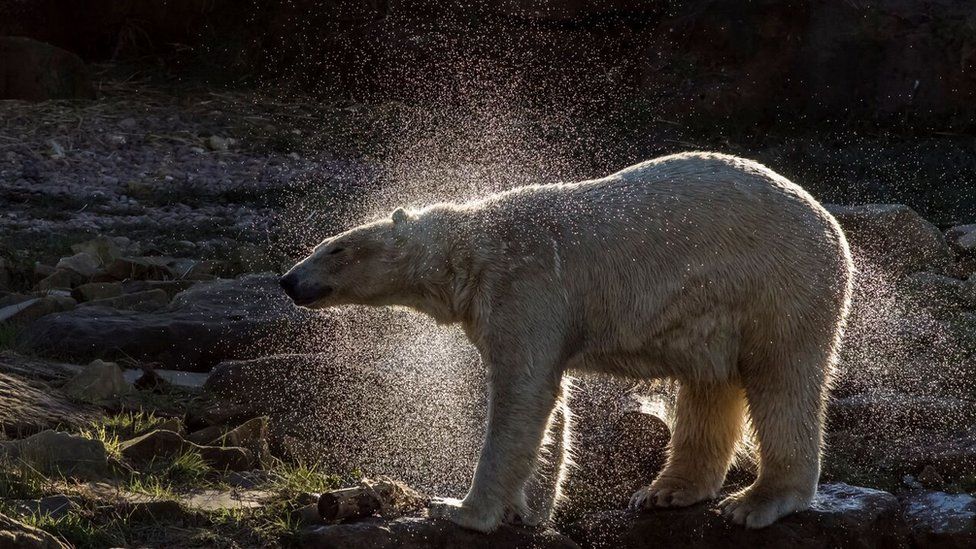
[565,484,907,549]
[903,491,976,548]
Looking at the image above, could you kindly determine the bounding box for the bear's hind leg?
[631,382,745,509]
[720,346,828,528]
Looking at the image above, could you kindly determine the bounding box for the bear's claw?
[630,477,718,509]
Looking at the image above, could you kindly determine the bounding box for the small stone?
[185,425,225,446]
[106,134,127,146]
[71,282,123,302]
[61,359,131,403]
[36,269,83,291]
[4,495,77,520]
[917,465,945,489]
[56,252,101,278]
[118,117,137,129]
[32,262,55,283]
[100,256,174,282]
[47,140,65,159]
[0,430,110,479]
[206,136,236,151]
[70,236,126,265]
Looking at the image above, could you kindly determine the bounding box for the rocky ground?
[3,73,976,548]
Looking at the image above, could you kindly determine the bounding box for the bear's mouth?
[290,286,334,307]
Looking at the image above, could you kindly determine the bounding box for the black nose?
[279,273,299,299]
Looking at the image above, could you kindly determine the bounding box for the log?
[317,477,427,521]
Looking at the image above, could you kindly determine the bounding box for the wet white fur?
[287,152,855,532]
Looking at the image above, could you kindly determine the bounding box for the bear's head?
[280,207,426,309]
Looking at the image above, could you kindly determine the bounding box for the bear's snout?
[280,272,332,306]
[279,272,302,302]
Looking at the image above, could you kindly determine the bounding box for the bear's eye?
[328,247,345,255]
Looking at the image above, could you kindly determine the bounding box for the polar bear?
[280,152,854,532]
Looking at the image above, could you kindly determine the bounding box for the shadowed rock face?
[18,275,318,371]
[301,516,580,549]
[0,37,95,101]
[563,483,907,549]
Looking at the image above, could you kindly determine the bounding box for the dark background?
[3,0,976,221]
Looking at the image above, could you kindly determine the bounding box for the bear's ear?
[392,208,410,225]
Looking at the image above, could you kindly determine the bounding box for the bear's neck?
[396,213,487,325]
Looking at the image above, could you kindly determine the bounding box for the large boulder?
[0,37,94,101]
[826,204,952,276]
[18,275,318,371]
[301,516,580,549]
[564,483,907,548]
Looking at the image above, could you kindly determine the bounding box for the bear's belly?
[568,308,740,384]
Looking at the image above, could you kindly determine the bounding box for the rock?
[899,272,970,309]
[132,368,173,393]
[827,204,952,276]
[19,275,314,370]
[0,257,10,290]
[0,37,95,101]
[121,279,196,298]
[218,416,272,468]
[61,359,131,402]
[559,382,671,520]
[0,511,70,548]
[71,281,123,302]
[55,252,101,278]
[301,517,580,549]
[0,296,75,324]
[118,429,254,471]
[916,466,945,490]
[0,371,99,436]
[185,425,226,446]
[182,488,271,512]
[206,135,237,151]
[903,490,976,548]
[80,288,170,311]
[70,236,134,265]
[0,430,110,479]
[99,256,175,282]
[32,263,55,284]
[4,494,78,520]
[153,417,186,436]
[35,269,84,290]
[565,483,906,548]
[118,493,188,522]
[947,224,976,255]
[0,351,80,381]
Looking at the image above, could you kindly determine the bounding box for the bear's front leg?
[428,356,563,532]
